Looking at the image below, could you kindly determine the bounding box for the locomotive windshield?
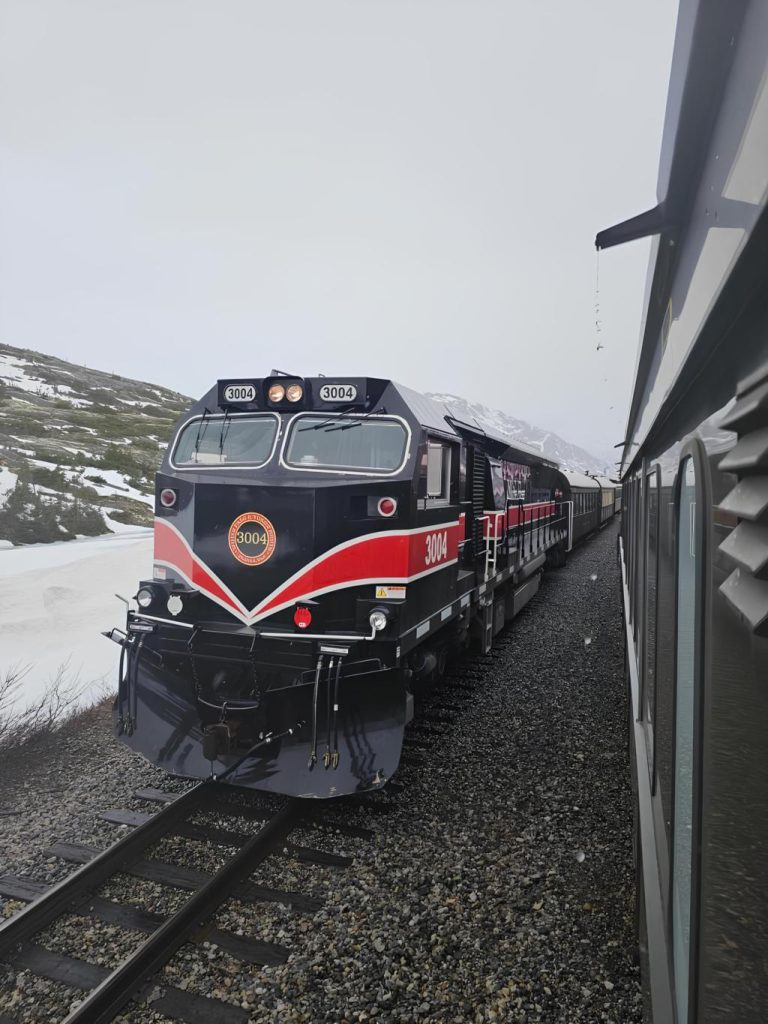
[172,413,278,467]
[285,415,408,472]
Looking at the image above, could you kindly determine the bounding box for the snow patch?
[0,531,153,710]
[0,352,56,397]
[0,466,18,507]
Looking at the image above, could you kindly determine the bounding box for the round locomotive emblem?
[228,512,277,566]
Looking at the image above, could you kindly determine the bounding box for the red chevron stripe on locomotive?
[153,518,461,625]
[153,519,248,619]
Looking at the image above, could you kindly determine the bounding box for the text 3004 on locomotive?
[107,376,611,797]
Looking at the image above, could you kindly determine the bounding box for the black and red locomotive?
[108,374,602,798]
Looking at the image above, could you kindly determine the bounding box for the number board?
[315,379,366,406]
[218,379,259,407]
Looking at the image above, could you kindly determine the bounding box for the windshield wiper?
[298,403,360,432]
[193,408,212,456]
[324,405,387,432]
[219,408,232,457]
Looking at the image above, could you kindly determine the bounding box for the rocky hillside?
[0,343,189,545]
[426,392,609,473]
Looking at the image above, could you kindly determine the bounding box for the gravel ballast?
[0,520,639,1022]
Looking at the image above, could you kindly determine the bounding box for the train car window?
[172,414,278,468]
[672,457,698,1024]
[633,477,642,636]
[285,416,408,473]
[632,477,639,594]
[645,469,659,763]
[626,479,633,613]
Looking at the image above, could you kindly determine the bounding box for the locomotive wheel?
[546,540,568,569]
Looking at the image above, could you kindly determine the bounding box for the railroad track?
[0,782,366,1024]
[0,658,495,1024]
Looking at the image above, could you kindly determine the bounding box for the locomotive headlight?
[369,608,390,633]
[268,384,285,403]
[286,383,303,402]
[136,587,154,609]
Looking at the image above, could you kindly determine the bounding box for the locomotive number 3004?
[425,530,448,566]
[318,384,358,402]
[223,384,256,402]
[237,530,267,546]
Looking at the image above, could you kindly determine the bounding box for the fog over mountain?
[427,393,613,475]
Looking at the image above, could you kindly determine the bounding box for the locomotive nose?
[189,483,316,624]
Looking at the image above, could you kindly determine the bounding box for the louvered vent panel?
[718,363,768,636]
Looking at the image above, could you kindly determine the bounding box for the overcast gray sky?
[0,1,678,460]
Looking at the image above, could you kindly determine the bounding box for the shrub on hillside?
[101,443,141,475]
[0,480,107,543]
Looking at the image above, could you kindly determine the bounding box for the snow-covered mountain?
[0,344,189,545]
[426,393,611,474]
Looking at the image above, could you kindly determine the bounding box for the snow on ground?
[79,466,153,504]
[0,352,92,406]
[0,352,55,397]
[102,511,153,534]
[0,530,153,711]
[0,466,17,507]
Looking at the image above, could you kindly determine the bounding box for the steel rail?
[61,800,300,1024]
[0,780,210,956]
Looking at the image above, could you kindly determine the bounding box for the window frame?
[668,438,711,1024]
[645,464,661,782]
[280,412,412,477]
[425,439,454,506]
[169,411,281,472]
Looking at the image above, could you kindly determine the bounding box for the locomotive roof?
[393,383,560,469]
[593,475,616,489]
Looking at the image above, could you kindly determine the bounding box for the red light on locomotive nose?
[378,497,397,517]
[294,606,312,630]
[160,488,177,508]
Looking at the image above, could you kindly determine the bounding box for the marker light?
[369,608,389,633]
[136,588,154,608]
[377,497,397,517]
[268,384,285,403]
[160,488,177,508]
[286,383,304,402]
[294,606,313,630]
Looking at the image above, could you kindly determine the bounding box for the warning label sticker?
[375,585,406,600]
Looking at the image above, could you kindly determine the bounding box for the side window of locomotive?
[172,415,278,467]
[672,456,700,1024]
[488,460,506,510]
[426,442,452,504]
[285,417,408,472]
